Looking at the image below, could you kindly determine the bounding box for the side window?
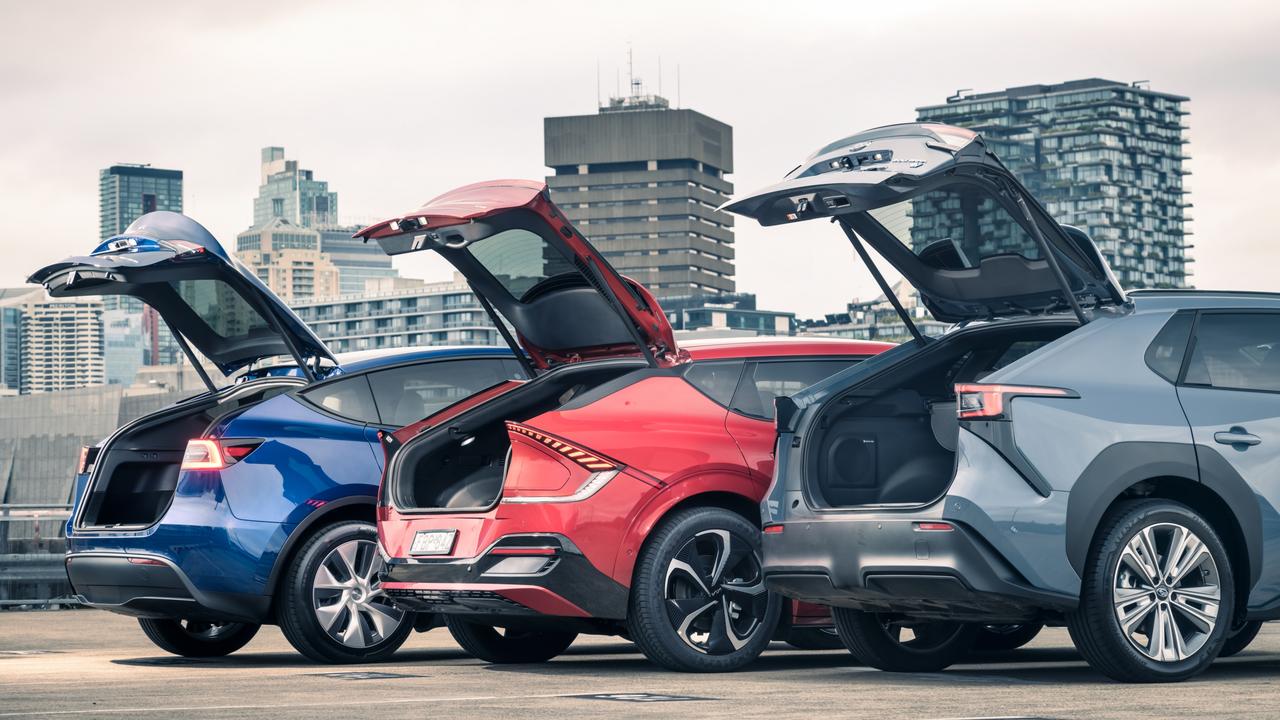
[367,358,523,427]
[683,361,745,408]
[1145,311,1194,383]
[300,376,381,424]
[1184,313,1280,392]
[731,358,864,420]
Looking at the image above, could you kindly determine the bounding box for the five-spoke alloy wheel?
[1069,499,1234,683]
[278,521,414,663]
[628,507,782,672]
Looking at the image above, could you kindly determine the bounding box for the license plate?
[409,529,456,555]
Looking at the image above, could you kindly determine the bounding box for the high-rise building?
[800,280,948,343]
[318,226,399,295]
[97,163,185,380]
[544,90,736,302]
[99,164,184,241]
[917,79,1191,288]
[235,219,341,303]
[0,288,34,394]
[253,147,339,228]
[15,294,105,394]
[291,275,500,353]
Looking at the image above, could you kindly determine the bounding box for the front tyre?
[1067,499,1233,683]
[276,521,412,664]
[137,618,259,657]
[832,608,979,672]
[627,507,782,672]
[444,617,577,663]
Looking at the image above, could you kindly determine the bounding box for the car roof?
[681,336,896,362]
[1129,290,1280,313]
[334,345,512,374]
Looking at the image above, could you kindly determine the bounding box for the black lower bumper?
[762,517,1075,623]
[381,535,629,621]
[65,554,270,624]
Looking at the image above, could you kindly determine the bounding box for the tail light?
[501,422,621,504]
[180,438,262,471]
[76,446,99,475]
[955,383,1075,421]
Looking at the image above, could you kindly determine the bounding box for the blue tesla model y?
[29,211,524,662]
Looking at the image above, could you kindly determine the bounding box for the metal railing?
[0,504,79,609]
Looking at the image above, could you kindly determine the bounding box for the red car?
[357,180,891,671]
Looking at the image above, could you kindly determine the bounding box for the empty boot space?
[90,450,185,526]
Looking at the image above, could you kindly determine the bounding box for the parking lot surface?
[3,610,1280,719]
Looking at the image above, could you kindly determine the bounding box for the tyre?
[786,627,844,650]
[1067,499,1233,683]
[1219,620,1263,658]
[832,608,979,672]
[444,616,577,663]
[627,507,782,672]
[137,618,259,657]
[973,623,1044,653]
[276,520,413,664]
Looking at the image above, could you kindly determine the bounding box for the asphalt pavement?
[3,610,1280,719]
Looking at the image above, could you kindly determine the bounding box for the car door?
[724,358,867,482]
[1173,310,1280,606]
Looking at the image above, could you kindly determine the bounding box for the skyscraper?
[253,147,339,228]
[318,227,399,296]
[97,164,185,381]
[917,79,1191,288]
[14,293,105,394]
[235,219,341,303]
[544,89,736,302]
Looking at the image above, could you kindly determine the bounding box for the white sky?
[2,0,1278,318]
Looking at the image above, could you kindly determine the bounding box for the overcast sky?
[2,0,1277,318]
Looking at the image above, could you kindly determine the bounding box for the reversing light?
[180,439,224,470]
[505,422,617,471]
[914,522,955,532]
[955,383,1075,421]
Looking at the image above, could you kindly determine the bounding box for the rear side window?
[1145,311,1194,383]
[1184,313,1280,393]
[367,358,524,427]
[684,361,745,407]
[731,358,863,420]
[301,376,380,424]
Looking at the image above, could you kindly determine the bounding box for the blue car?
[30,212,524,662]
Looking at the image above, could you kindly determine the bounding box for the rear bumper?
[381,533,629,620]
[65,553,270,623]
[762,515,1075,623]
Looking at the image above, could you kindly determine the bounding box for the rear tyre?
[444,617,577,663]
[1219,620,1263,658]
[1067,499,1233,683]
[785,627,844,650]
[137,618,259,658]
[277,520,413,664]
[832,608,979,672]
[627,507,783,672]
[973,623,1044,653]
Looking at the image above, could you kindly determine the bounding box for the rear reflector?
[127,557,167,566]
[763,524,785,534]
[487,546,559,557]
[955,383,1075,421]
[505,422,618,471]
[914,522,955,532]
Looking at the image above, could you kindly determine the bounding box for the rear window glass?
[868,186,1041,268]
[1184,313,1280,393]
[301,376,380,424]
[1145,311,1194,383]
[684,361,744,407]
[173,279,272,339]
[731,358,864,420]
[466,229,578,300]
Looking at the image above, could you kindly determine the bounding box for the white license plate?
[409,529,456,555]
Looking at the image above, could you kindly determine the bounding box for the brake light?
[955,383,1074,421]
[505,422,617,471]
[181,439,224,470]
[77,446,93,474]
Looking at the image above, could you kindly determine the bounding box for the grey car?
[724,122,1274,683]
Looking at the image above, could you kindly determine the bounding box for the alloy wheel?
[1112,522,1222,663]
[311,538,406,649]
[663,528,769,654]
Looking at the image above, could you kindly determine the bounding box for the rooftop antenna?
[658,56,662,96]
[627,45,634,95]
[677,65,682,108]
[596,59,601,108]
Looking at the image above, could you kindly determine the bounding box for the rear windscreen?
[465,229,578,301]
[173,278,272,340]
[868,186,1041,268]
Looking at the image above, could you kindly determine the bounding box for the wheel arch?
[265,496,377,615]
[1065,441,1260,611]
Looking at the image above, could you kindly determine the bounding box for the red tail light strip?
[955,383,1075,420]
[505,422,618,471]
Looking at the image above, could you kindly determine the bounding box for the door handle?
[1214,428,1261,447]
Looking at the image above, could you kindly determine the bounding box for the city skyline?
[3,1,1277,319]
